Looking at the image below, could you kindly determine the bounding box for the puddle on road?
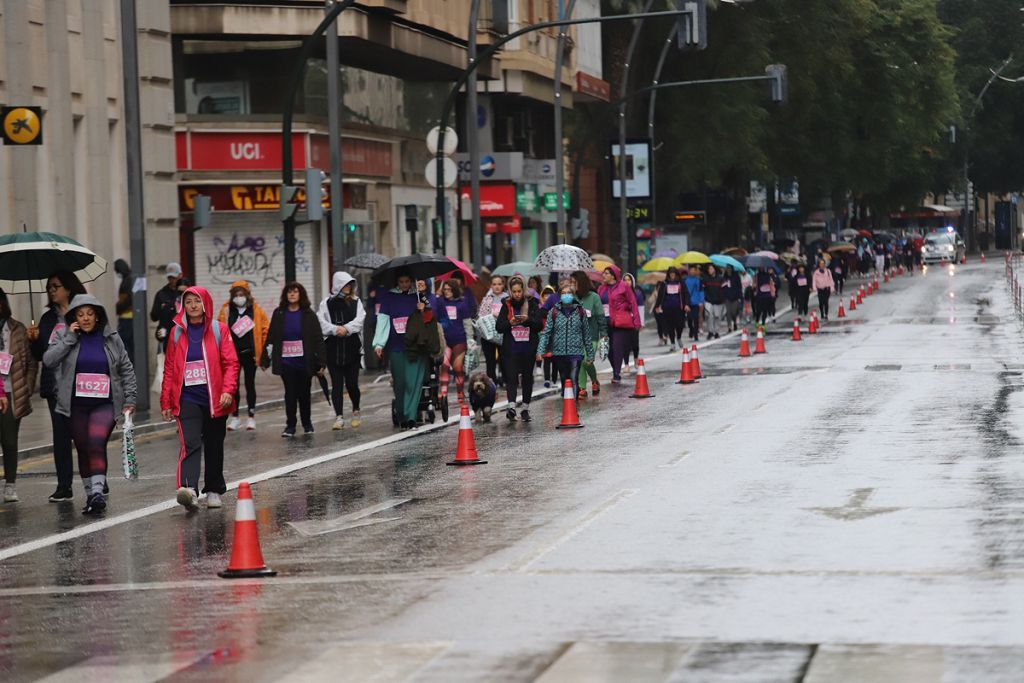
[704,366,827,376]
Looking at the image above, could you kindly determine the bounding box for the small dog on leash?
[468,372,496,422]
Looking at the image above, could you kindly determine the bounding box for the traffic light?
[305,168,327,221]
[280,185,300,220]
[677,0,707,51]
[432,218,445,252]
[193,194,212,230]
[766,64,788,104]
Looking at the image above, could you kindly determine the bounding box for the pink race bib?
[75,373,110,399]
[511,326,530,342]
[0,352,11,375]
[446,305,458,320]
[797,277,807,286]
[666,284,680,295]
[183,360,207,386]
[392,317,408,334]
[602,304,610,317]
[491,302,502,316]
[231,315,255,337]
[282,340,304,357]
[759,284,772,293]
[585,308,592,318]
[48,322,66,344]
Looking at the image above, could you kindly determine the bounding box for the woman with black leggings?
[495,276,543,422]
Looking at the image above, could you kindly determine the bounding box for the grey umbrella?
[534,245,594,273]
[344,252,390,270]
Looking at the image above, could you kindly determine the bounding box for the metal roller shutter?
[192,212,321,313]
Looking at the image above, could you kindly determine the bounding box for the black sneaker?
[506,407,517,422]
[303,423,315,434]
[48,488,73,503]
[520,409,531,422]
[103,482,109,495]
[82,493,106,516]
[282,427,296,438]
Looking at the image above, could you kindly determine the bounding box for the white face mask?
[232,296,247,308]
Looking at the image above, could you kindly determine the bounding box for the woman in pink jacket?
[599,265,640,383]
[811,259,836,320]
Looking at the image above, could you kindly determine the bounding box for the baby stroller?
[391,355,450,426]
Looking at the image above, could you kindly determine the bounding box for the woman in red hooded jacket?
[598,265,641,383]
[161,286,240,511]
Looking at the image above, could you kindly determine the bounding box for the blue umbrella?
[710,254,745,272]
[742,254,777,270]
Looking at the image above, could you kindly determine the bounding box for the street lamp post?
[466,0,483,265]
[553,0,578,243]
[646,23,680,240]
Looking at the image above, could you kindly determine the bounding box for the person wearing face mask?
[28,271,87,502]
[216,281,269,431]
[811,259,836,320]
[317,271,366,430]
[162,286,239,511]
[372,270,427,429]
[495,276,542,422]
[536,284,593,401]
[44,294,135,515]
[150,262,182,352]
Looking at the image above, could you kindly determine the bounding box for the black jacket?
[29,307,64,398]
[323,296,363,366]
[495,296,543,356]
[150,283,178,340]
[703,275,727,305]
[654,279,690,310]
[262,307,326,376]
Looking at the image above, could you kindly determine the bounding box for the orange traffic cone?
[219,482,277,579]
[809,311,819,334]
[883,271,889,283]
[447,403,487,465]
[738,328,752,357]
[630,358,655,398]
[981,252,986,264]
[753,327,767,354]
[857,286,864,303]
[850,294,857,311]
[838,300,846,318]
[875,278,880,291]
[791,318,802,341]
[689,345,703,379]
[677,347,696,384]
[556,379,583,429]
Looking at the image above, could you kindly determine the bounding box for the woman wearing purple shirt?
[262,282,326,437]
[372,270,427,429]
[433,279,474,401]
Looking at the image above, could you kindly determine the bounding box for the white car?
[921,233,965,264]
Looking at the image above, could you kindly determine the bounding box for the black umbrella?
[317,374,332,405]
[371,253,457,288]
[344,252,390,270]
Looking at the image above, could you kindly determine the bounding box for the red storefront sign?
[483,215,521,234]
[576,72,610,102]
[178,184,335,212]
[176,130,392,176]
[460,184,516,217]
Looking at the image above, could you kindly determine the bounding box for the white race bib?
[75,372,110,399]
[0,351,11,375]
[759,284,772,293]
[602,304,610,317]
[231,315,255,337]
[282,340,304,357]
[183,360,207,386]
[511,326,530,342]
[446,305,458,320]
[585,308,592,318]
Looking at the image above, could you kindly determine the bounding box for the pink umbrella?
[752,250,779,260]
[436,257,478,283]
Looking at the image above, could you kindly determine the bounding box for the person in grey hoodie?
[44,294,136,515]
[317,271,366,430]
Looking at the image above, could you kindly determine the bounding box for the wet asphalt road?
[3,263,1024,682]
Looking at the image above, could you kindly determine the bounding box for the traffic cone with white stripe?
[857,286,865,303]
[219,483,276,579]
[677,347,696,384]
[689,344,703,379]
[738,328,752,357]
[838,299,846,318]
[791,318,802,341]
[447,403,487,465]
[809,310,819,334]
[556,379,584,429]
[754,326,767,354]
[630,359,655,398]
[850,293,857,311]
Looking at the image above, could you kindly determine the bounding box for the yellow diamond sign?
[2,106,43,145]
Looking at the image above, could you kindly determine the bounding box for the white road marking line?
[506,489,636,572]
[278,642,451,683]
[37,652,209,682]
[0,389,557,564]
[287,498,412,537]
[659,451,691,468]
[714,423,735,435]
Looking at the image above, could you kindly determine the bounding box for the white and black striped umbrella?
[0,231,108,294]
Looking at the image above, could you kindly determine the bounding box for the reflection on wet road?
[3,263,1024,681]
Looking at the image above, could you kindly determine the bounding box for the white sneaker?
[227,416,241,432]
[245,417,256,431]
[3,484,18,503]
[332,415,345,430]
[206,492,222,509]
[176,486,199,511]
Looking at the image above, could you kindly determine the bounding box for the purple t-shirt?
[73,330,111,405]
[435,295,469,346]
[378,290,419,353]
[181,323,209,407]
[282,309,304,369]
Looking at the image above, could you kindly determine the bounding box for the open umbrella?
[752,250,779,260]
[652,248,678,258]
[828,242,856,253]
[344,252,390,270]
[436,257,478,283]
[0,230,108,323]
[492,261,547,278]
[638,271,667,286]
[591,259,615,274]
[642,257,676,272]
[857,229,874,238]
[721,246,748,257]
[674,251,711,266]
[371,253,457,288]
[709,254,745,272]
[742,254,776,270]
[535,244,594,272]
[589,253,616,263]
